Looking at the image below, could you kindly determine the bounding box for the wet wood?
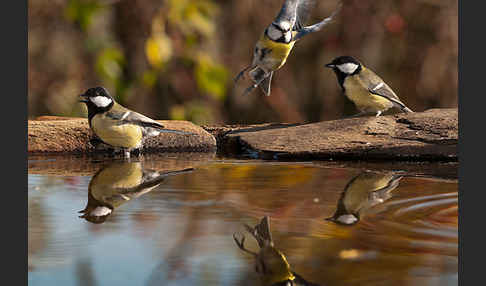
[210,108,458,161]
[28,108,457,161]
[28,117,217,154]
[28,153,215,176]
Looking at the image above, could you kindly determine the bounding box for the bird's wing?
[107,105,164,129]
[293,0,342,41]
[359,70,411,110]
[120,168,194,196]
[107,106,193,134]
[371,174,403,198]
[294,0,316,31]
[273,0,299,28]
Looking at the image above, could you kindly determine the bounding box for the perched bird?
[79,86,191,158]
[233,216,320,286]
[325,56,414,117]
[79,161,193,224]
[235,0,342,96]
[326,171,404,225]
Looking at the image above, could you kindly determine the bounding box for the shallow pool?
[28,154,458,286]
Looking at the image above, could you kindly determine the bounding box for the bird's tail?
[156,128,194,136]
[402,106,414,113]
[142,167,194,181]
[250,68,273,96]
[249,67,266,84]
[160,168,195,176]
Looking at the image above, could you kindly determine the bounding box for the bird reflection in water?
[78,161,193,224]
[326,170,404,225]
[233,216,320,286]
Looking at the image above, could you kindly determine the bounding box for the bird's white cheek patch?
[90,206,112,217]
[90,96,112,107]
[284,31,291,43]
[267,25,283,41]
[337,214,358,225]
[337,63,359,74]
[279,21,291,31]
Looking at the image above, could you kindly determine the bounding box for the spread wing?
[274,0,299,27]
[359,70,412,111]
[293,1,342,41]
[294,0,316,31]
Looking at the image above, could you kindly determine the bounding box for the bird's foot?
[113,148,131,160]
[241,74,268,96]
[233,232,258,256]
[233,232,246,250]
[132,148,143,158]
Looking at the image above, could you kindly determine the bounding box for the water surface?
[28,154,458,286]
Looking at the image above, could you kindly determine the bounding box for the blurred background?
[28,0,458,125]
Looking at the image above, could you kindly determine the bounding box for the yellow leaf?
[145,35,173,68]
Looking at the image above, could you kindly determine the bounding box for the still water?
[28,154,458,286]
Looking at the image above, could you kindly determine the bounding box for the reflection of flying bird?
[233,216,320,286]
[235,0,342,96]
[326,171,404,225]
[79,161,193,224]
[79,86,192,158]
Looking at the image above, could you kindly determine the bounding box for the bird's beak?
[79,94,88,103]
[325,63,335,68]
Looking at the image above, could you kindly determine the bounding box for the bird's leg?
[242,73,269,96]
[123,149,131,159]
[133,148,143,158]
[233,233,258,257]
[111,147,123,158]
[89,137,104,149]
[234,64,256,84]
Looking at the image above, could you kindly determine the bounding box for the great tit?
[326,171,404,226]
[325,56,414,117]
[78,161,193,224]
[233,216,320,286]
[79,86,191,158]
[235,0,343,96]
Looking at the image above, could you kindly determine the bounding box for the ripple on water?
[355,181,458,256]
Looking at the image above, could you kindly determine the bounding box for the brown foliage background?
[28,0,458,124]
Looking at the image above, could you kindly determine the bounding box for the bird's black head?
[79,86,115,119]
[78,191,113,224]
[325,56,362,87]
[265,20,293,43]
